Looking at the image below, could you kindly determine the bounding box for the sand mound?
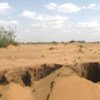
[6,83,33,100]
[0,62,100,100]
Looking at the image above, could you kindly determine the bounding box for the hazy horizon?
[0,0,100,42]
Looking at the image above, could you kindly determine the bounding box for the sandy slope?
[49,75,100,100]
[0,43,100,100]
[5,83,33,100]
[33,66,100,100]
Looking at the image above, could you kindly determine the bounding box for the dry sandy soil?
[0,43,100,100]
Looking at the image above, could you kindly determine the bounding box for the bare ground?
[0,43,100,100]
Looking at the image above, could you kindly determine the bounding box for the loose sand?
[0,43,100,100]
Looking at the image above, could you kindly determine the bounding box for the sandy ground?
[0,43,100,100]
[0,43,100,68]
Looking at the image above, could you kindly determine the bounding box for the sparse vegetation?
[69,40,86,43]
[69,40,76,43]
[78,44,84,48]
[77,40,86,43]
[49,47,55,50]
[0,26,17,48]
[78,48,84,53]
[50,41,58,45]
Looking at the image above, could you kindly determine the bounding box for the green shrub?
[69,40,76,43]
[0,26,17,48]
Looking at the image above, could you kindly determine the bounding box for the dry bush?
[49,47,55,50]
[0,26,17,48]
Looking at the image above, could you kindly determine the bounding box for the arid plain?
[0,43,100,100]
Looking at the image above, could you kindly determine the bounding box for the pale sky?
[0,0,100,42]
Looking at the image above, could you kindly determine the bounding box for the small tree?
[0,26,17,47]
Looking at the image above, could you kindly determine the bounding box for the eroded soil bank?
[71,62,100,83]
[0,62,100,100]
[0,64,62,86]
